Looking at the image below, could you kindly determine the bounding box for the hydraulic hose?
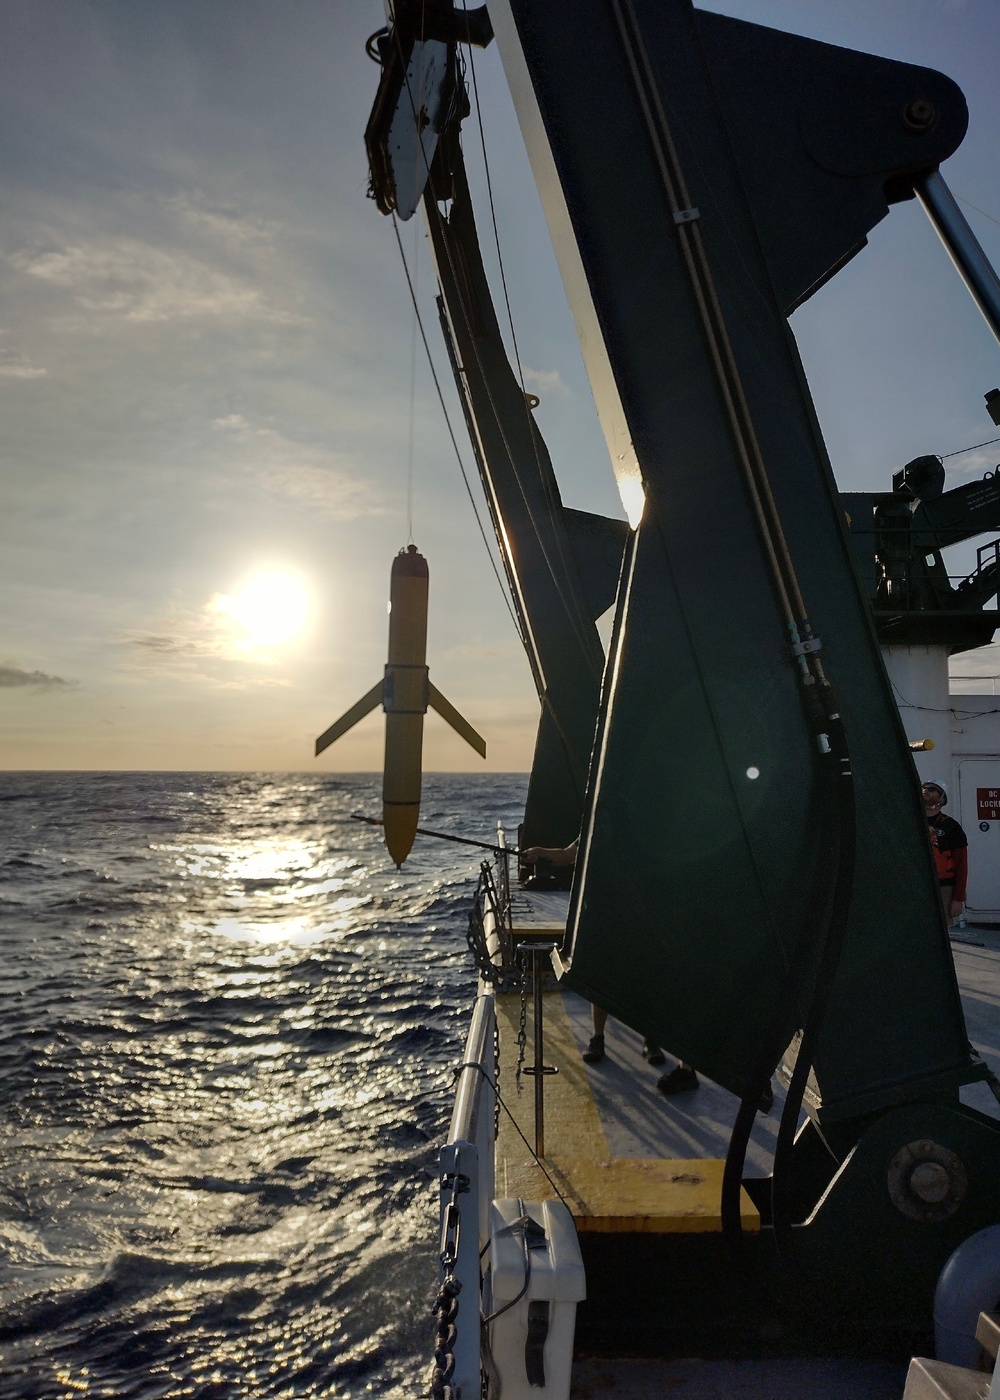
[720,696,855,1256]
[770,707,856,1254]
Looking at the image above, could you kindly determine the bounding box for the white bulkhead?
[884,642,1000,922]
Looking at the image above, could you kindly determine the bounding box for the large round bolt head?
[903,99,936,131]
[910,1161,951,1204]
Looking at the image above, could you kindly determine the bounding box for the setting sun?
[213,569,312,651]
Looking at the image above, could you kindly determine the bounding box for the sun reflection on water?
[0,771,532,1398]
[158,834,374,945]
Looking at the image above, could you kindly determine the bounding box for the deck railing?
[435,991,497,1398]
[466,857,518,987]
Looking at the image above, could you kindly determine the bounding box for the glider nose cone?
[384,803,419,866]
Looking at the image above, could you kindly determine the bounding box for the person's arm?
[521,838,579,868]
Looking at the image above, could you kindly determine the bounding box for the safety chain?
[430,1167,468,1400]
[466,862,519,989]
[430,1279,460,1400]
[493,1018,502,1138]
[515,945,528,1093]
[466,868,493,978]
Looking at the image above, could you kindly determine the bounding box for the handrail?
[449,991,496,1144]
[467,858,520,986]
[436,991,498,1397]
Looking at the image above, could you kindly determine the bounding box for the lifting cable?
[406,217,419,544]
[607,0,857,1255]
[941,434,1000,460]
[385,13,606,693]
[402,1,431,547]
[389,214,525,642]
[381,2,523,641]
[461,4,604,676]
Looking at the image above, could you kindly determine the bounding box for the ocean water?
[0,771,527,1400]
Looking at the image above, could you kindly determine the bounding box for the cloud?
[129,631,217,659]
[0,345,46,379]
[9,237,297,325]
[165,195,277,251]
[211,413,385,520]
[212,413,253,432]
[256,462,383,519]
[125,620,294,687]
[123,620,294,688]
[125,570,311,680]
[0,663,74,690]
[126,602,263,670]
[522,366,569,398]
[947,449,1000,478]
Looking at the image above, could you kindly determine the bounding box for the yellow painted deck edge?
[495,989,760,1234]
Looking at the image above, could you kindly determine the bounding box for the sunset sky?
[2,0,999,771]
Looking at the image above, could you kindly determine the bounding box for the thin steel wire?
[390,215,525,641]
[941,434,1000,460]
[384,12,605,683]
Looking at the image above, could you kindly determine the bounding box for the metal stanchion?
[518,941,559,1158]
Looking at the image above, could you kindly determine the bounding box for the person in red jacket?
[922,780,968,928]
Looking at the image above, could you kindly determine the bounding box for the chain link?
[430,1276,461,1400]
[493,1018,501,1138]
[515,946,528,1093]
[431,1168,468,1400]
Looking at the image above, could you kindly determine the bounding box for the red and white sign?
[977,787,1000,821]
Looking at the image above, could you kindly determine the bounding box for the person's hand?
[520,842,576,867]
[950,899,965,920]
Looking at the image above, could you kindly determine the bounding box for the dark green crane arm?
[491,0,980,1123]
[422,151,627,849]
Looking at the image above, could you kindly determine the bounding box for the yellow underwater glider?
[315,545,486,866]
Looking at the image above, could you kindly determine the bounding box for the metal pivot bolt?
[518,941,559,1160]
[910,1161,951,1204]
[887,1139,968,1222]
[902,98,936,132]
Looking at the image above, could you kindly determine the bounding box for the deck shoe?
[642,1040,666,1066]
[657,1065,699,1095]
[582,1034,606,1064]
[758,1083,775,1114]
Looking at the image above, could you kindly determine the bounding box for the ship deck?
[494,890,1000,1399]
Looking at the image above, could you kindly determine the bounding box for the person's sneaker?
[758,1083,775,1114]
[657,1065,699,1095]
[582,1034,605,1064]
[642,1040,666,1066]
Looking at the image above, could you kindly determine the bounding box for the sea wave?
[0,770,526,1398]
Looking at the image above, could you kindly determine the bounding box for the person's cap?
[922,779,948,803]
